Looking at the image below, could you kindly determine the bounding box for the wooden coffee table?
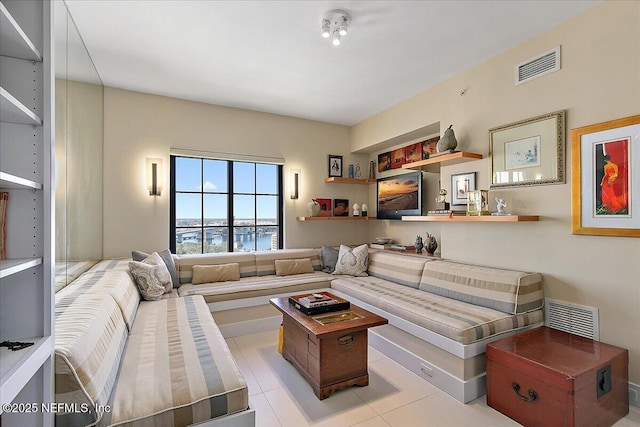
[270,295,388,399]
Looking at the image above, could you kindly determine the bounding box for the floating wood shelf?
[324,177,376,184]
[297,216,377,221]
[402,151,483,173]
[401,215,539,222]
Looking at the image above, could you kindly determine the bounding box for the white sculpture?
[495,198,507,214]
[353,203,360,217]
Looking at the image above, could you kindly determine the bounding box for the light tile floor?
[226,329,640,427]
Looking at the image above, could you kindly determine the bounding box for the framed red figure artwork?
[571,114,640,237]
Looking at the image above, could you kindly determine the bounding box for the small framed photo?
[333,199,349,216]
[315,198,332,217]
[328,155,343,178]
[391,148,405,169]
[451,172,476,205]
[378,152,391,173]
[404,142,422,163]
[422,136,439,159]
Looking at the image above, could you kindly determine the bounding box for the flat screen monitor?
[376,171,422,220]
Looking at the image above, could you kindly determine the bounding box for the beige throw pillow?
[192,263,240,285]
[128,261,167,301]
[333,244,369,277]
[275,258,314,276]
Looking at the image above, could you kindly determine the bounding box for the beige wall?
[353,1,640,384]
[103,88,370,258]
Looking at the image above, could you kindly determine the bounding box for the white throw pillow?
[333,244,369,277]
[139,252,172,293]
[129,261,167,301]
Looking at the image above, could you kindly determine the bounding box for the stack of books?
[427,210,466,216]
[389,244,415,251]
[289,292,350,315]
[370,242,393,250]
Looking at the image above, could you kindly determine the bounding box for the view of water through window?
[172,157,281,253]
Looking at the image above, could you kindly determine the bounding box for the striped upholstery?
[101,296,248,427]
[55,260,99,293]
[55,293,128,426]
[179,272,333,303]
[331,276,543,344]
[89,258,132,272]
[178,253,256,284]
[255,249,322,276]
[56,269,140,332]
[368,251,434,289]
[419,261,544,314]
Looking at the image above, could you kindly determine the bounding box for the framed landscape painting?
[571,114,640,237]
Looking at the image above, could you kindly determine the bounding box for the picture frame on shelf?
[391,148,405,169]
[404,142,422,163]
[422,136,439,159]
[333,199,349,216]
[378,152,391,172]
[451,172,476,205]
[315,198,332,217]
[328,155,343,178]
[490,110,565,188]
[570,114,640,237]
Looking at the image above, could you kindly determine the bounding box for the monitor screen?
[376,171,422,219]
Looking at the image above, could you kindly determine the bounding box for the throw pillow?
[136,252,172,293]
[132,249,179,288]
[128,261,167,301]
[275,258,314,276]
[192,263,240,285]
[321,246,339,273]
[333,244,369,277]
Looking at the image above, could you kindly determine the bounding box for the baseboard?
[630,381,639,407]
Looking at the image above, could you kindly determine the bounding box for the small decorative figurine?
[414,235,424,253]
[495,198,507,215]
[361,203,368,217]
[353,203,360,217]
[435,189,450,210]
[425,233,438,255]
[306,199,320,217]
[437,125,458,153]
[354,162,362,178]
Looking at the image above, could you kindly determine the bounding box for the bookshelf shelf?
[296,216,377,221]
[324,177,376,184]
[401,215,539,222]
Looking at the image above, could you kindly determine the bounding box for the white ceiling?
[64,0,602,126]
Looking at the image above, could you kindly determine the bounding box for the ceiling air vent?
[545,298,599,340]
[515,46,561,86]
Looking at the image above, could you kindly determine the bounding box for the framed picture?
[422,136,439,159]
[404,142,422,163]
[390,148,405,169]
[328,155,343,178]
[315,198,332,217]
[377,152,391,173]
[570,114,640,237]
[490,110,565,188]
[451,172,476,205]
[333,199,349,216]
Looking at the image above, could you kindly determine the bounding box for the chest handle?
[512,382,537,402]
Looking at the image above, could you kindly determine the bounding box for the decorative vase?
[437,125,458,153]
[414,235,424,253]
[425,233,438,255]
[306,200,320,217]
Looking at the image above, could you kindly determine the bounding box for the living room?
[1,0,639,426]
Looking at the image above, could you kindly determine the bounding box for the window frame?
[170,155,283,254]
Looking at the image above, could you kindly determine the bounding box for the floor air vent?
[515,46,561,85]
[545,298,599,340]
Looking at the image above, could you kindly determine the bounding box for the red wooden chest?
[486,327,628,427]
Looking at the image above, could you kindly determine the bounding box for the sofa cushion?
[54,293,128,426]
[333,244,369,277]
[255,248,322,276]
[178,252,256,284]
[331,276,543,344]
[419,261,544,314]
[129,260,169,301]
[192,263,241,284]
[368,250,432,289]
[178,272,333,303]
[275,258,314,276]
[55,268,140,332]
[132,249,179,288]
[101,296,248,426]
[321,246,339,273]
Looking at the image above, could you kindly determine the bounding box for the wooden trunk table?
[270,295,387,399]
[487,326,628,427]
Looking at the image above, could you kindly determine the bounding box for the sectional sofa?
[53,246,544,426]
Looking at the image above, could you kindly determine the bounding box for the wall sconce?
[290,169,300,199]
[146,158,163,196]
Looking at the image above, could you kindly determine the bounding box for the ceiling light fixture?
[321,10,350,46]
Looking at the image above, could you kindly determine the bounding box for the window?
[170,156,283,254]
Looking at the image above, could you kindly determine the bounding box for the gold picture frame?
[490,110,565,188]
[571,114,640,237]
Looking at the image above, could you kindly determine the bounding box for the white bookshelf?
[0,0,53,424]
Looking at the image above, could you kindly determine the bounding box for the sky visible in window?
[175,158,278,220]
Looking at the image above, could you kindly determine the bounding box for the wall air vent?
[545,298,599,340]
[515,46,561,85]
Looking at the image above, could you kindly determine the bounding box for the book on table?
[289,292,350,315]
